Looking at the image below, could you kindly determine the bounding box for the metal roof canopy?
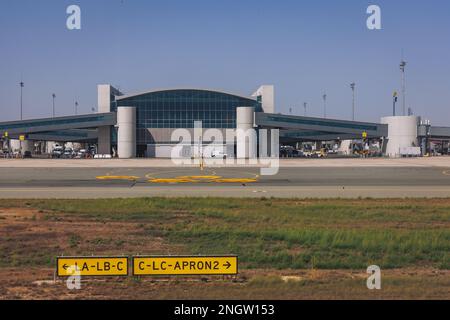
[20,129,99,142]
[116,88,256,102]
[0,113,116,135]
[280,130,368,142]
[256,113,388,140]
[418,126,450,140]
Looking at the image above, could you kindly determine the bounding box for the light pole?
[322,94,327,118]
[350,82,356,121]
[19,82,24,120]
[75,101,79,115]
[303,102,307,116]
[52,93,56,118]
[400,60,407,116]
[19,81,24,156]
[393,91,398,116]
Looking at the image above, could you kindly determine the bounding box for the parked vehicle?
[22,151,32,158]
[51,146,64,158]
[88,146,97,156]
[211,149,227,159]
[75,149,87,159]
[62,148,74,159]
[302,151,312,157]
[1,150,11,158]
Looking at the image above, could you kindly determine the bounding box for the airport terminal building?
[97,84,395,159]
[98,85,271,158]
[1,84,450,158]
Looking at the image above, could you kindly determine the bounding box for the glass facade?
[115,89,261,145]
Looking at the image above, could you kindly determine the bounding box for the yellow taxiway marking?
[145,170,186,180]
[144,168,260,184]
[96,168,139,181]
[148,178,196,184]
[96,175,140,181]
[176,175,222,180]
[148,177,258,184]
[214,178,258,183]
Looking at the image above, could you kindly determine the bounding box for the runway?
[0,166,449,198]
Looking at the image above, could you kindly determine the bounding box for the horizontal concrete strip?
[0,157,449,168]
[1,186,450,199]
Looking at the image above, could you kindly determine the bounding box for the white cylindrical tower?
[236,107,257,159]
[381,115,419,157]
[117,106,136,159]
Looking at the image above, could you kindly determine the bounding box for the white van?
[211,149,227,159]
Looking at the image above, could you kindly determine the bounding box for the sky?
[0,0,449,125]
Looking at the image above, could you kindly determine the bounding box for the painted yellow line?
[147,177,258,184]
[145,170,186,180]
[144,168,260,184]
[96,175,140,181]
[148,178,196,184]
[214,178,258,183]
[176,175,222,180]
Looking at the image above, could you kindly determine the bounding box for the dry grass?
[0,198,449,299]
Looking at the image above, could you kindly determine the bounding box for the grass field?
[0,198,449,299]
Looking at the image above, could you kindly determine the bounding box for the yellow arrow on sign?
[132,256,238,276]
[57,256,128,277]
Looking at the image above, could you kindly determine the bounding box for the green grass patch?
[1,198,449,269]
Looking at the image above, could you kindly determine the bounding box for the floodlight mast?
[19,81,24,155]
[393,91,398,116]
[52,93,56,118]
[19,81,24,121]
[400,60,407,116]
[350,83,356,121]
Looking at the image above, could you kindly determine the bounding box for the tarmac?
[0,157,449,199]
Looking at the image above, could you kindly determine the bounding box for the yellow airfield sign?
[57,256,128,277]
[132,256,238,276]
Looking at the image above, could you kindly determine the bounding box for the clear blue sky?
[1,0,449,125]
